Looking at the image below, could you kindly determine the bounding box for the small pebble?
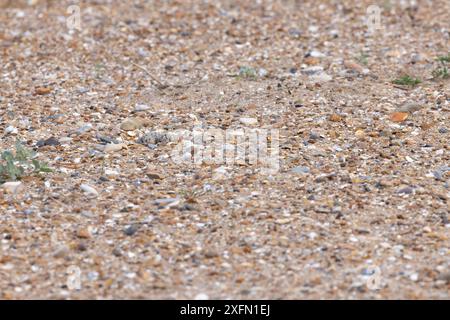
[36,137,60,147]
[398,102,424,114]
[301,66,324,76]
[120,117,148,131]
[138,131,170,146]
[76,123,93,135]
[239,117,258,125]
[397,186,413,194]
[123,225,139,236]
[77,228,92,239]
[80,184,99,196]
[194,293,209,300]
[291,166,310,174]
[409,273,419,282]
[2,181,23,193]
[5,126,18,135]
[135,104,150,112]
[103,143,125,153]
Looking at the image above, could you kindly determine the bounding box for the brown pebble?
[76,228,91,239]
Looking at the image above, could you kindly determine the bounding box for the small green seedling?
[436,54,450,63]
[356,52,369,66]
[0,141,52,183]
[392,75,421,87]
[432,54,450,79]
[238,66,257,80]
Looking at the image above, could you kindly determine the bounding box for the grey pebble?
[36,137,60,147]
[138,131,170,146]
[398,186,414,194]
[291,166,310,174]
[123,225,139,236]
[433,166,450,180]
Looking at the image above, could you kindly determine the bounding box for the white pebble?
[239,117,258,125]
[409,273,419,282]
[80,184,99,196]
[2,181,23,193]
[135,104,150,111]
[103,143,125,153]
[194,293,209,300]
[309,50,326,58]
[5,126,18,135]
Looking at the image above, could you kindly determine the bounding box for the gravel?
[0,0,448,300]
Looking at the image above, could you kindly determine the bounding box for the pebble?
[409,273,419,282]
[213,166,228,180]
[308,132,321,141]
[36,137,60,147]
[137,48,149,57]
[123,225,139,236]
[77,242,88,251]
[410,53,425,63]
[239,117,258,125]
[80,184,99,196]
[301,66,324,76]
[120,117,148,131]
[103,143,126,153]
[5,126,18,135]
[433,166,450,180]
[311,72,332,82]
[53,246,70,259]
[77,228,92,239]
[343,60,364,73]
[135,104,150,112]
[204,250,219,259]
[397,186,413,194]
[308,25,319,33]
[307,50,326,58]
[275,218,291,225]
[329,114,343,122]
[437,272,450,283]
[104,169,119,176]
[194,293,210,300]
[76,123,93,135]
[112,247,122,257]
[438,128,448,134]
[154,197,180,207]
[137,131,170,146]
[258,68,268,77]
[59,137,72,144]
[87,271,99,282]
[330,29,339,37]
[77,87,89,94]
[146,171,163,180]
[35,87,51,95]
[398,102,424,114]
[308,232,318,239]
[97,135,118,145]
[291,166,310,174]
[288,28,301,37]
[390,112,409,123]
[2,181,23,193]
